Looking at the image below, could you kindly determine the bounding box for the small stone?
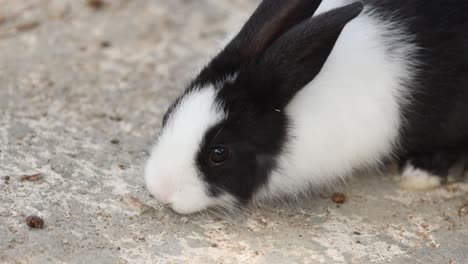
[458,202,468,217]
[210,243,218,248]
[353,231,361,235]
[26,215,44,229]
[257,218,268,227]
[110,139,120,145]
[429,242,440,248]
[331,192,346,204]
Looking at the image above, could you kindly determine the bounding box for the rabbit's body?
[266,0,468,196]
[145,0,468,214]
[262,0,416,197]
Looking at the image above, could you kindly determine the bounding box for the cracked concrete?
[0,0,467,263]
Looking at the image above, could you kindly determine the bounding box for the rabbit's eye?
[209,146,230,165]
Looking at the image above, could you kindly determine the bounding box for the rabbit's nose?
[147,184,172,204]
[156,193,172,206]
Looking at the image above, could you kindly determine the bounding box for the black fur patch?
[368,1,468,155]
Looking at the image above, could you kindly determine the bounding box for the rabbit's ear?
[226,0,324,60]
[198,0,323,82]
[254,2,364,108]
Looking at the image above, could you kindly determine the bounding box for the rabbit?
[145,0,468,214]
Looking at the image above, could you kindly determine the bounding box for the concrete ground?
[0,0,467,263]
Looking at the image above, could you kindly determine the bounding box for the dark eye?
[209,146,230,165]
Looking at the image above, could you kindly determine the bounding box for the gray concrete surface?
[0,0,467,263]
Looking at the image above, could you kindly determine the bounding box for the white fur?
[400,164,441,191]
[257,2,418,200]
[145,86,232,214]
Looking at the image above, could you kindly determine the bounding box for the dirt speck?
[26,215,44,229]
[122,195,154,214]
[100,41,111,48]
[110,139,120,145]
[87,0,106,10]
[123,195,144,209]
[332,192,346,204]
[20,173,43,182]
[109,115,123,122]
[16,21,40,32]
[3,175,10,184]
[210,243,218,248]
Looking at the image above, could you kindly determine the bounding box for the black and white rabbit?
[145,0,468,214]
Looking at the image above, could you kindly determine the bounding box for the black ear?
[254,2,364,108]
[197,0,323,84]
